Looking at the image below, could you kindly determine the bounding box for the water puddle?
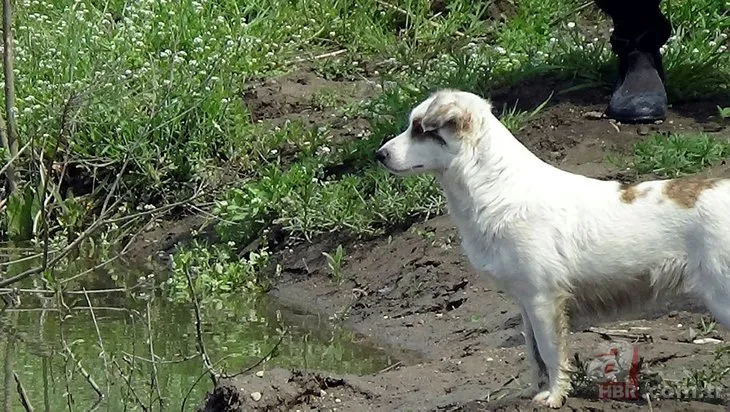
[0,257,399,410]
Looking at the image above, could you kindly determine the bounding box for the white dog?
[375,89,730,408]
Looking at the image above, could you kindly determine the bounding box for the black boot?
[595,0,671,123]
[606,41,667,123]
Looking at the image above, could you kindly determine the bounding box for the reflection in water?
[0,259,399,410]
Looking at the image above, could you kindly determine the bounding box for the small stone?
[659,335,669,340]
[335,398,342,403]
[320,389,327,397]
[637,125,650,136]
[418,319,425,324]
[693,338,723,344]
[250,392,262,402]
[668,311,679,318]
[486,357,494,362]
[702,122,724,133]
[583,111,605,120]
[677,323,683,328]
[255,370,264,378]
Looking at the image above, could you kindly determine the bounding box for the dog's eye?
[425,131,447,145]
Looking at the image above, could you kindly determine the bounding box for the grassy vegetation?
[0,0,729,409]
[626,133,730,178]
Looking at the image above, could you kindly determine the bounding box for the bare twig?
[221,332,287,380]
[111,360,148,412]
[548,0,594,26]
[13,372,33,412]
[0,187,199,289]
[62,342,104,400]
[3,312,16,412]
[180,354,237,412]
[122,352,199,365]
[374,0,464,37]
[83,288,110,397]
[0,139,29,177]
[585,326,653,342]
[0,0,17,194]
[145,296,163,410]
[183,267,217,385]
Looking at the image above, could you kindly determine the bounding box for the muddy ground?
[179,68,730,411]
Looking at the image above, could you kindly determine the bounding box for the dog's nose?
[375,148,388,163]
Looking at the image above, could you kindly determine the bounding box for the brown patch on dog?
[421,94,472,137]
[663,177,720,208]
[618,182,650,204]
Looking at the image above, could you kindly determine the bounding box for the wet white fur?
[376,89,730,408]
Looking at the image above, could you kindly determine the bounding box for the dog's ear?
[421,98,471,134]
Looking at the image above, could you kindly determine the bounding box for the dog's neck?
[436,114,553,230]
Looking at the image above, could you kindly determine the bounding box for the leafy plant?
[322,244,346,283]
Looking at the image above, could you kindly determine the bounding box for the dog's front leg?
[519,306,548,398]
[524,295,573,408]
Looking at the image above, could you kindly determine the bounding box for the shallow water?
[0,258,397,411]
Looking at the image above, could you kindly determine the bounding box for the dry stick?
[111,360,148,412]
[180,334,288,410]
[2,312,16,412]
[548,0,594,27]
[183,267,217,386]
[145,297,163,410]
[0,0,17,194]
[2,0,17,158]
[83,288,110,398]
[13,372,32,412]
[0,140,29,177]
[63,342,105,399]
[39,94,80,280]
[180,354,238,412]
[0,188,200,288]
[0,286,139,295]
[59,213,152,285]
[222,332,287,380]
[122,352,199,365]
[373,0,464,37]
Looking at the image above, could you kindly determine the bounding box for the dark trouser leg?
[595,0,671,123]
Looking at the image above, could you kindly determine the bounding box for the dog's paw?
[532,390,566,409]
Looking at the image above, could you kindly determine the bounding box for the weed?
[498,92,553,132]
[663,345,730,401]
[631,133,730,178]
[719,106,730,119]
[322,244,346,283]
[166,241,271,307]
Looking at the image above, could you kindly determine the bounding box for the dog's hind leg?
[525,294,573,409]
[698,279,730,329]
[519,306,548,398]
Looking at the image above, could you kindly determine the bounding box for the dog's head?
[375,89,487,175]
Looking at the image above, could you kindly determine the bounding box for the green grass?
[630,133,730,178]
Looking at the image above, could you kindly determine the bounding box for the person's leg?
[595,0,671,123]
